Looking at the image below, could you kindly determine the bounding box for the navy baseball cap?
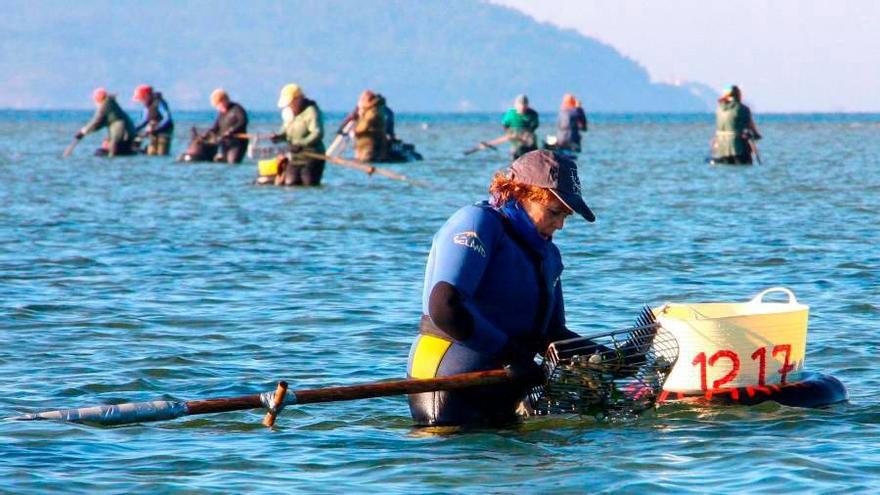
[509,150,595,222]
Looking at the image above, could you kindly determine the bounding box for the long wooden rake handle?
[62,138,80,158]
[748,138,763,165]
[232,131,423,185]
[326,120,354,157]
[300,151,427,187]
[463,134,510,155]
[10,369,515,427]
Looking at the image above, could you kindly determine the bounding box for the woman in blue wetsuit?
[408,150,596,426]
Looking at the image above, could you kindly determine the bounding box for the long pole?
[10,369,515,427]
[234,133,270,140]
[748,138,763,165]
[62,138,79,158]
[301,151,427,187]
[463,134,510,155]
[326,120,354,157]
[233,134,423,185]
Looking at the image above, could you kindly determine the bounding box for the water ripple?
[0,114,878,493]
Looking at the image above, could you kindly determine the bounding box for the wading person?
[376,93,395,143]
[75,88,137,157]
[712,85,762,164]
[502,94,539,161]
[407,150,596,426]
[132,84,174,156]
[336,92,420,162]
[338,92,395,143]
[206,88,249,164]
[353,90,388,162]
[555,93,588,153]
[270,83,326,186]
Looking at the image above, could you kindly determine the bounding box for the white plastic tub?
[655,287,808,394]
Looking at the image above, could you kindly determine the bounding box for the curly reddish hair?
[488,172,554,206]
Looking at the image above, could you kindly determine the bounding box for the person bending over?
[75,88,137,157]
[408,150,597,426]
[271,83,326,186]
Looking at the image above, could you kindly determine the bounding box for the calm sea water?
[1,110,878,493]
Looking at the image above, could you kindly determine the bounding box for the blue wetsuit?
[408,200,579,426]
[135,93,174,135]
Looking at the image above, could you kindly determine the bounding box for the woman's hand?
[505,359,545,386]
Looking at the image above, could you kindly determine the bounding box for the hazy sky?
[493,0,879,112]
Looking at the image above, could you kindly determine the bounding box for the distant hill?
[678,81,721,111]
[1,0,714,112]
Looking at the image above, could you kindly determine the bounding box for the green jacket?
[502,108,539,149]
[502,108,539,132]
[82,95,136,138]
[714,100,753,158]
[278,100,325,153]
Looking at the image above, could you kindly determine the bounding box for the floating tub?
[654,287,846,407]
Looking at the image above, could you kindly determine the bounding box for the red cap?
[132,84,153,102]
[92,87,107,104]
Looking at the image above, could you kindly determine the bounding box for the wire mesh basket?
[528,307,679,420]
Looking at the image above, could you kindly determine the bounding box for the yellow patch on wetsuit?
[410,335,453,379]
[258,158,280,176]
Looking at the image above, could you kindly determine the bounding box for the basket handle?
[749,287,798,305]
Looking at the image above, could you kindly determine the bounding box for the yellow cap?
[210,88,228,106]
[277,83,303,108]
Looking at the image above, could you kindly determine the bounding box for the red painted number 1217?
[691,344,794,391]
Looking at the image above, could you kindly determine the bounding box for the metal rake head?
[528,307,679,420]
